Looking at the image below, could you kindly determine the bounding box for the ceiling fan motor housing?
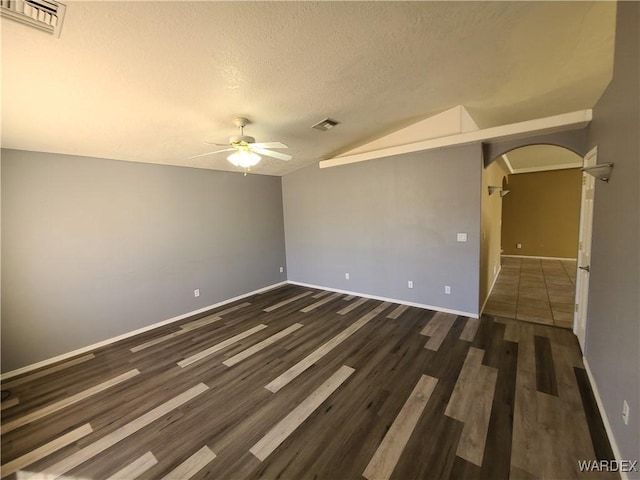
[230,135,256,146]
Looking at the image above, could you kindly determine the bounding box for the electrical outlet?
[345,272,350,280]
[194,289,200,298]
[279,266,284,273]
[408,280,413,289]
[445,286,451,294]
[622,400,630,425]
[516,243,522,249]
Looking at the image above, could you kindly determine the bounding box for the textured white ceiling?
[1,1,616,176]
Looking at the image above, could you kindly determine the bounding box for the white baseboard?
[287,281,478,318]
[501,254,577,261]
[0,281,287,381]
[582,356,628,480]
[480,264,502,314]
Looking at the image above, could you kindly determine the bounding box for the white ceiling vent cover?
[1,0,66,37]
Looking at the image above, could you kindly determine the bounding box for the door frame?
[574,146,597,351]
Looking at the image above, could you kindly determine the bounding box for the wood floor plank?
[131,318,221,352]
[0,287,606,480]
[445,347,484,419]
[300,292,342,313]
[456,367,498,466]
[265,302,390,393]
[2,369,140,433]
[386,304,409,320]
[509,464,538,480]
[223,324,303,367]
[250,365,355,462]
[534,335,558,396]
[33,383,209,478]
[344,295,356,301]
[0,397,19,411]
[502,318,521,344]
[479,324,518,480]
[337,297,368,315]
[311,290,332,299]
[420,312,457,351]
[509,323,539,477]
[105,451,158,480]
[1,354,95,389]
[180,315,223,331]
[445,347,498,467]
[450,455,482,480]
[161,445,216,480]
[0,424,93,478]
[362,374,438,480]
[263,292,313,312]
[178,325,268,368]
[460,317,480,342]
[215,302,251,316]
[574,367,615,461]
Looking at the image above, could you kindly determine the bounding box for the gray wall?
[1,149,286,372]
[586,2,639,465]
[282,144,482,316]
[482,128,588,165]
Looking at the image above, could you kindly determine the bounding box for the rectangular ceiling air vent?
[1,0,66,38]
[312,118,340,131]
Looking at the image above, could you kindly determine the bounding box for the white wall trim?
[510,162,583,175]
[0,281,287,381]
[582,356,628,480]
[287,281,479,318]
[501,154,515,174]
[480,264,502,314]
[320,109,592,169]
[501,254,577,261]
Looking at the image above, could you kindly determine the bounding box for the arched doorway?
[481,143,587,330]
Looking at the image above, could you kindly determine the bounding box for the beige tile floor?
[483,257,577,328]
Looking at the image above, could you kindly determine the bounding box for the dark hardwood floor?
[0,284,616,479]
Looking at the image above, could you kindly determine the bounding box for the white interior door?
[574,146,597,351]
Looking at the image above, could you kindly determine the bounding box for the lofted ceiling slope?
[1,1,616,176]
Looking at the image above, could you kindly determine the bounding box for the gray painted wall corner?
[282,144,483,316]
[1,149,287,372]
[585,1,640,466]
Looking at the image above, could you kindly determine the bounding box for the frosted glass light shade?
[227,151,261,168]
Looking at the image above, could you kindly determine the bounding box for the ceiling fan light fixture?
[227,150,261,168]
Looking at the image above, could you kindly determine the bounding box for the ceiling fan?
[189,117,291,174]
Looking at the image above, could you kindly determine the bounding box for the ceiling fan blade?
[204,142,231,146]
[251,142,288,149]
[187,148,235,160]
[253,147,292,161]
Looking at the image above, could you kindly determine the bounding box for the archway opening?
[481,144,583,329]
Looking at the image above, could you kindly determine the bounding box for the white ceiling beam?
[319,109,592,169]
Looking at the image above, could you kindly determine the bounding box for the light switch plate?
[457,233,467,242]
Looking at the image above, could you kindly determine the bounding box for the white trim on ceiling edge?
[320,109,592,169]
[501,154,515,174]
[287,281,479,319]
[510,162,584,175]
[0,281,287,381]
[582,356,628,480]
[501,254,577,261]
